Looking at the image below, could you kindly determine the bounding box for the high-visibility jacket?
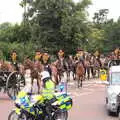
[42,78,55,100]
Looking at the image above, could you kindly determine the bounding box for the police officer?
[40,71,55,100]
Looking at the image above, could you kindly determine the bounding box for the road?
[0,79,118,120]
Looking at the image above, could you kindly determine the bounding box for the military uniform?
[74,49,85,68]
[10,51,19,71]
[34,50,42,62]
[41,52,52,76]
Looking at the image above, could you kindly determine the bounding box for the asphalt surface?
[0,78,118,120]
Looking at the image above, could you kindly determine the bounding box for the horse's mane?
[24,59,34,70]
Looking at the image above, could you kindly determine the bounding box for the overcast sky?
[0,0,120,23]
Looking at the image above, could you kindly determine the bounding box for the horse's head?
[34,61,43,72]
[24,59,34,70]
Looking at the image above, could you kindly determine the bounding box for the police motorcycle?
[8,72,72,120]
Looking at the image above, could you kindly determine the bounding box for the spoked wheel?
[0,76,6,92]
[6,71,25,99]
[54,111,68,120]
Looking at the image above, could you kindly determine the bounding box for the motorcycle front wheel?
[54,111,68,120]
[8,110,28,120]
[8,110,19,120]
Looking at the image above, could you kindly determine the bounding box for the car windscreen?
[111,72,120,85]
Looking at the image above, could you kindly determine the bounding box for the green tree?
[0,23,31,43]
[25,0,91,54]
[87,27,105,52]
[103,19,120,52]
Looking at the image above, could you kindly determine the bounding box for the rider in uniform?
[10,50,19,71]
[34,50,42,62]
[41,51,52,76]
[56,49,69,81]
[57,49,68,71]
[74,48,85,67]
[94,50,102,68]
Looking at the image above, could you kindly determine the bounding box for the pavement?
[0,78,118,120]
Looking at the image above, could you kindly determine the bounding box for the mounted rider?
[74,48,85,67]
[34,50,42,62]
[94,50,102,68]
[56,49,69,81]
[57,49,68,72]
[10,50,19,71]
[41,51,52,76]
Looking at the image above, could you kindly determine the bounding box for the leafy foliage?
[1,1,120,59]
[26,0,91,54]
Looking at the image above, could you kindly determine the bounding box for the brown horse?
[76,61,85,88]
[23,59,43,93]
[56,58,69,82]
[0,61,15,72]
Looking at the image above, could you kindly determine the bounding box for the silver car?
[106,65,120,115]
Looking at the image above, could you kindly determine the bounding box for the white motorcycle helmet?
[41,71,50,81]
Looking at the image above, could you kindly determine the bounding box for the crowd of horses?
[0,53,109,93]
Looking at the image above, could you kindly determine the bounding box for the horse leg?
[80,77,83,87]
[77,75,80,88]
[59,74,61,82]
[73,73,75,80]
[73,71,76,80]
[37,79,40,94]
[31,78,34,93]
[93,68,96,78]
[56,75,59,85]
[84,67,86,80]
[87,67,90,80]
[67,71,70,82]
[91,67,95,78]
[98,69,100,78]
[73,66,76,80]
